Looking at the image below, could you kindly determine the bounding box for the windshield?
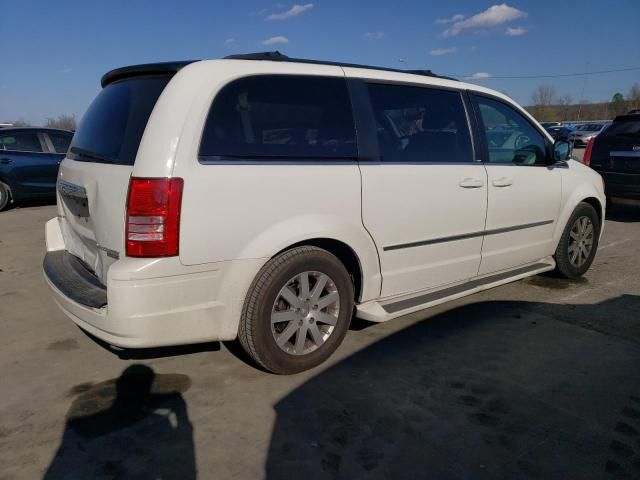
[69,76,170,165]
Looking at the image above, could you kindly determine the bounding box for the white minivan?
[44,52,605,374]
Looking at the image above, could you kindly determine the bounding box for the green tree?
[611,92,627,117]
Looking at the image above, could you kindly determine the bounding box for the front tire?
[554,202,600,278]
[238,246,354,374]
[0,182,11,211]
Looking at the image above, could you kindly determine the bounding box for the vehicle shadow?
[606,201,640,223]
[266,296,640,479]
[43,364,195,480]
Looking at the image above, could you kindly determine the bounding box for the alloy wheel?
[270,271,340,355]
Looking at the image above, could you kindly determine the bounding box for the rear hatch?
[57,75,172,283]
[590,115,640,173]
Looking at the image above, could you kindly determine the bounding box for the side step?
[356,260,554,322]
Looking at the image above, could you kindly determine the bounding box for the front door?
[471,94,562,275]
[356,80,487,298]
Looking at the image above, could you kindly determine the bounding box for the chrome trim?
[383,262,549,313]
[57,180,87,198]
[383,220,553,251]
[610,151,640,158]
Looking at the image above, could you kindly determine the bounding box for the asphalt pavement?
[1,197,639,479]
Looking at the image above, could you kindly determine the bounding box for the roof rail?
[223,51,457,81]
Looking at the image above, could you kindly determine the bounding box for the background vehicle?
[569,122,609,147]
[540,121,562,129]
[43,53,605,374]
[545,125,574,141]
[0,128,73,210]
[584,113,640,202]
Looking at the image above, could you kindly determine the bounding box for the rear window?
[199,75,357,160]
[604,117,640,138]
[69,76,170,165]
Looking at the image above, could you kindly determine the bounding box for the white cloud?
[262,35,289,46]
[266,3,313,21]
[505,26,527,36]
[224,38,235,45]
[435,14,465,25]
[364,31,385,40]
[443,4,527,37]
[430,47,457,56]
[465,72,492,81]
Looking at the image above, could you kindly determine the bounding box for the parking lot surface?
[1,200,639,479]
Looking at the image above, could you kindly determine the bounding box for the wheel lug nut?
[310,318,315,323]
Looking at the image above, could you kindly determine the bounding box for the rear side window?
[69,76,170,165]
[199,75,357,160]
[367,83,473,163]
[48,132,72,154]
[0,132,43,152]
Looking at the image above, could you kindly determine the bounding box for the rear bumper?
[43,218,265,349]
[597,171,640,200]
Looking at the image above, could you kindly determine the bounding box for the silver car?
[569,123,609,146]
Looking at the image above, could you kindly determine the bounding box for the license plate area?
[58,180,90,219]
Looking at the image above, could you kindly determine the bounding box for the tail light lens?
[583,137,595,166]
[126,177,184,257]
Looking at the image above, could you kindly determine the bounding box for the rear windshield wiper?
[69,147,118,164]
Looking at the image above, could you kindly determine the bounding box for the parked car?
[540,121,561,129]
[43,53,605,374]
[627,109,640,115]
[0,127,73,210]
[569,122,609,147]
[584,113,640,202]
[545,125,573,141]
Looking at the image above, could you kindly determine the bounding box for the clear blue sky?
[2,0,639,125]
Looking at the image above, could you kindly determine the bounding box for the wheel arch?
[553,191,605,250]
[276,238,365,302]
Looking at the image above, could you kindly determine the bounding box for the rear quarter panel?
[147,60,381,302]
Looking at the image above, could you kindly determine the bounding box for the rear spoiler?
[101,61,198,87]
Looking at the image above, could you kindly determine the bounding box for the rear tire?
[0,182,11,211]
[553,202,600,278]
[238,246,354,374]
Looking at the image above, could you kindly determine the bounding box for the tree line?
[2,114,77,131]
[526,83,640,122]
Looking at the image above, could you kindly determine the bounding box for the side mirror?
[552,140,571,162]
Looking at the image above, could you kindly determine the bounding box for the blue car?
[0,127,73,210]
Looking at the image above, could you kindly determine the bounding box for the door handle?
[458,178,485,188]
[492,177,513,187]
[0,158,12,165]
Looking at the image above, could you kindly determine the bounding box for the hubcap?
[568,216,594,268]
[271,271,340,356]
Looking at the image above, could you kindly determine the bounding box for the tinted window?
[474,96,547,165]
[603,118,640,138]
[0,132,43,152]
[367,83,472,163]
[69,76,170,165]
[199,75,357,159]
[48,132,72,154]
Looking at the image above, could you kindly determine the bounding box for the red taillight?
[126,177,184,257]
[583,137,595,166]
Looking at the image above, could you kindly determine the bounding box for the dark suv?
[584,114,640,202]
[0,127,73,210]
